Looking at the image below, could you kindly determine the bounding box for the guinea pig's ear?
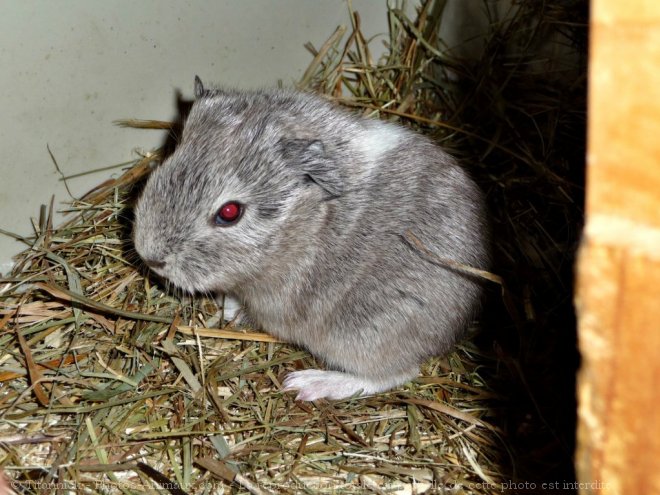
[280,139,343,198]
[194,75,205,99]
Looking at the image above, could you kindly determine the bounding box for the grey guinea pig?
[134,77,489,401]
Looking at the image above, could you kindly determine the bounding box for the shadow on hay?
[435,2,588,489]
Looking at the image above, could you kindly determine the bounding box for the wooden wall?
[576,0,660,493]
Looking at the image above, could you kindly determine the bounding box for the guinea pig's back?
[304,122,489,371]
[352,121,488,269]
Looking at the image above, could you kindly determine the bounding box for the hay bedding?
[0,166,503,495]
[0,1,586,493]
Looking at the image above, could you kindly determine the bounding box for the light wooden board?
[576,0,660,493]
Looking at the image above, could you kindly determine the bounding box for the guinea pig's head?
[133,78,343,295]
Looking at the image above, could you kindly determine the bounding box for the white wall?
[0,0,391,272]
[0,1,576,273]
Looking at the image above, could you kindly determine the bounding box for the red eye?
[215,201,242,225]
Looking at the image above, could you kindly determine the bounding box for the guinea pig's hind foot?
[282,369,417,401]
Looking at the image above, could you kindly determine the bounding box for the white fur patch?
[358,122,405,169]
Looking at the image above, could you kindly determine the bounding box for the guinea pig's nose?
[143,258,166,270]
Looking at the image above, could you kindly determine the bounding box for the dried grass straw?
[0,0,586,493]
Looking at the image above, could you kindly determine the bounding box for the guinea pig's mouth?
[134,241,229,296]
[144,267,206,296]
[144,263,227,298]
[135,250,186,289]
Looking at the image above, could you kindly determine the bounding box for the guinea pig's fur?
[134,77,489,401]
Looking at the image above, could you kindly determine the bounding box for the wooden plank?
[576,0,660,493]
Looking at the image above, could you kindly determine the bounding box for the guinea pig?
[133,77,489,401]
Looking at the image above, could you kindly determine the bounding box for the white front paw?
[220,294,242,321]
